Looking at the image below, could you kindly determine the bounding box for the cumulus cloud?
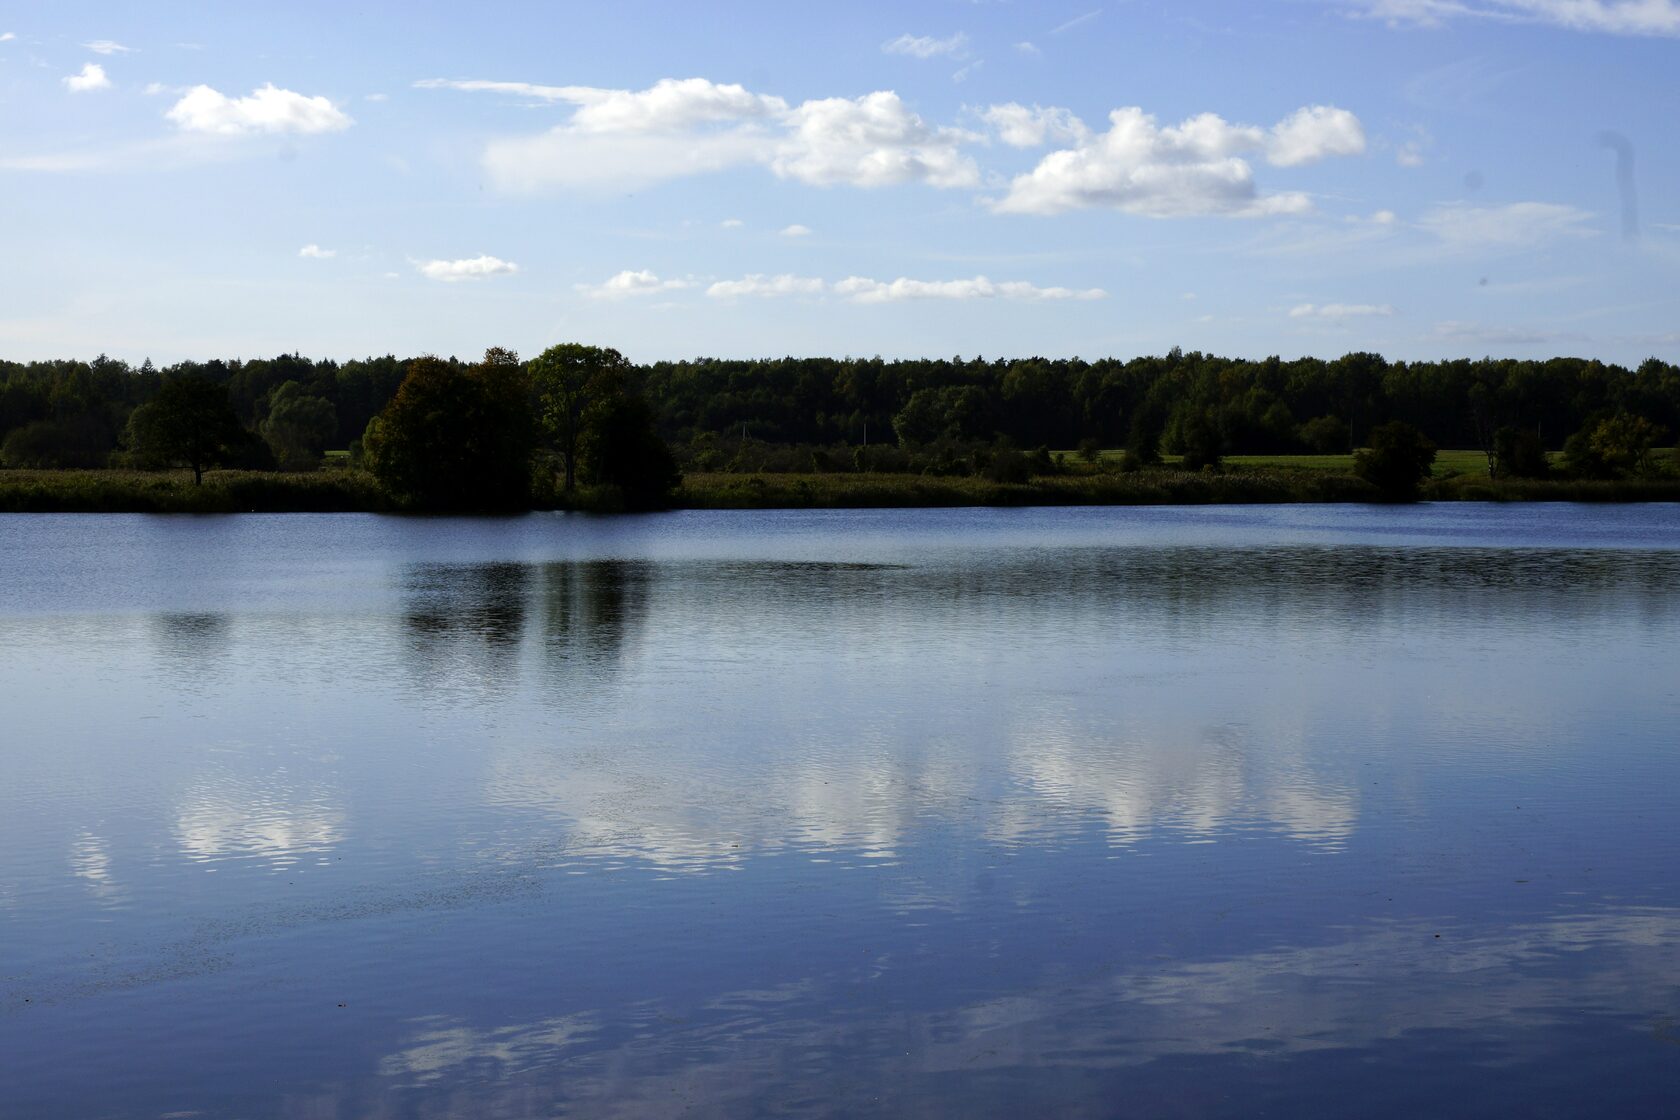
[982,103,1090,148]
[64,63,111,93]
[0,32,15,43]
[83,39,132,54]
[1354,0,1680,35]
[706,274,826,299]
[575,269,694,298]
[772,91,979,188]
[1266,105,1366,166]
[991,104,1364,217]
[882,32,969,58]
[298,244,335,258]
[416,255,518,281]
[779,224,812,237]
[720,218,745,228]
[428,76,978,192]
[1417,201,1597,247]
[166,84,352,135]
[1289,302,1395,319]
[834,275,1107,303]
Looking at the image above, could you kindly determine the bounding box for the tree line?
[2,347,1676,494]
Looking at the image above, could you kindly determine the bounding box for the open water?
[2,504,1678,1117]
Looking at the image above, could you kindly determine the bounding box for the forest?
[1,347,1677,509]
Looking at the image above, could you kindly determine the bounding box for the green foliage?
[1,416,113,468]
[1077,437,1103,464]
[577,392,682,509]
[530,343,632,492]
[1494,426,1550,479]
[1355,421,1437,500]
[1562,413,1662,479]
[1297,414,1347,453]
[259,381,338,470]
[1176,412,1224,472]
[125,376,251,484]
[364,350,533,510]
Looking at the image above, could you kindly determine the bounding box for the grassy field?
[1066,448,1495,477]
[5,459,1679,513]
[0,468,389,513]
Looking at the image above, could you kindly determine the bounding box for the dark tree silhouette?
[530,344,631,492]
[363,350,533,510]
[125,376,248,484]
[1355,421,1437,500]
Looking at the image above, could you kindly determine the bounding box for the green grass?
[1064,448,1496,478]
[0,468,390,513]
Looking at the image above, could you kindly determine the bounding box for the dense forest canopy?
[2,349,1677,473]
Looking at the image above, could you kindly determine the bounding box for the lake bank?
[4,466,1680,513]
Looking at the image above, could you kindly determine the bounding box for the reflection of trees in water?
[152,611,231,660]
[398,560,649,697]
[537,560,650,681]
[402,562,532,694]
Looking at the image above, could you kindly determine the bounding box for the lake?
[3,504,1679,1118]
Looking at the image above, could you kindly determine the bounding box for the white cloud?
[575,269,693,298]
[298,244,335,259]
[779,223,812,237]
[703,273,1106,303]
[882,32,969,58]
[720,218,745,229]
[1372,209,1399,224]
[1431,320,1567,345]
[1289,302,1395,319]
[1015,40,1042,55]
[706,274,827,299]
[1397,141,1427,166]
[83,39,132,54]
[835,275,1107,303]
[773,91,980,188]
[0,32,15,43]
[1051,9,1103,34]
[64,63,111,93]
[166,84,352,135]
[982,103,1090,148]
[1418,201,1597,248]
[1266,105,1366,166]
[992,105,1363,218]
[433,77,979,193]
[416,255,519,281]
[1352,0,1680,35]
[365,92,389,102]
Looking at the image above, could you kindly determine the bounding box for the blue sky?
[2,0,1677,365]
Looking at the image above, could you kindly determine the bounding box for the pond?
[2,504,1678,1117]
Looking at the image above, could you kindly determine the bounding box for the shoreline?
[4,468,1680,514]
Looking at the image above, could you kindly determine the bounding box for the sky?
[2,0,1677,366]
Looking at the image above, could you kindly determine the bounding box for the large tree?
[529,344,630,492]
[363,350,533,510]
[125,376,249,484]
[259,381,338,470]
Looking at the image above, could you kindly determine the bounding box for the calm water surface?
[2,504,1679,1118]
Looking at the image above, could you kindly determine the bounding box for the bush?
[1355,421,1436,500]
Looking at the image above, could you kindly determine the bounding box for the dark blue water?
[2,505,1678,1118]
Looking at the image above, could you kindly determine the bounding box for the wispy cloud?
[1289,302,1395,319]
[1351,0,1680,36]
[779,224,813,237]
[298,244,335,259]
[63,62,111,93]
[83,39,132,54]
[1417,201,1597,248]
[882,32,969,58]
[704,273,1106,303]
[1051,9,1103,35]
[415,255,518,281]
[1,32,19,43]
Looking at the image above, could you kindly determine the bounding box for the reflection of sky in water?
[1,507,1678,1117]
